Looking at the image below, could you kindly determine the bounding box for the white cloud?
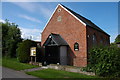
[0,19,5,23]
[12,3,36,12]
[110,34,118,43]
[37,5,52,19]
[12,2,53,19]
[19,14,42,23]
[19,27,42,41]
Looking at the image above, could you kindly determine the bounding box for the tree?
[16,39,36,63]
[2,20,22,57]
[115,34,120,43]
[2,22,9,56]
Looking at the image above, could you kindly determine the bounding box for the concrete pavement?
[2,67,42,80]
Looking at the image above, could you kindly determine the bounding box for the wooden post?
[31,56,33,62]
[35,56,36,63]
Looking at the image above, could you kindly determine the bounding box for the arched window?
[100,36,104,44]
[92,33,97,45]
[57,16,62,22]
[74,42,79,51]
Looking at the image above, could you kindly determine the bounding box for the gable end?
[42,4,86,34]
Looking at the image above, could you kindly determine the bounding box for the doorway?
[45,46,60,64]
[43,33,68,65]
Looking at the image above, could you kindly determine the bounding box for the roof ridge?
[60,4,90,21]
[59,4,110,36]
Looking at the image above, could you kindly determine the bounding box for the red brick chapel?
[41,4,110,67]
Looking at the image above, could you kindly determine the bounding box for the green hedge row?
[87,45,120,77]
[16,39,44,63]
[16,39,36,63]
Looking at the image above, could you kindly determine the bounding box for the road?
[2,67,42,80]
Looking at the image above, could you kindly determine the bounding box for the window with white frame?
[74,42,79,51]
[58,8,61,12]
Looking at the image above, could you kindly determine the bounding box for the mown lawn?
[26,69,98,79]
[2,58,39,70]
[0,58,2,66]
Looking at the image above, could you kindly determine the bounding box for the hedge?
[87,45,120,77]
[16,39,36,63]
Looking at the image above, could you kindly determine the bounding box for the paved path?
[20,67,44,72]
[2,67,42,79]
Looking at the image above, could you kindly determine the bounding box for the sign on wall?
[30,47,36,56]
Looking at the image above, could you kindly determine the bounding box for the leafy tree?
[115,34,120,43]
[2,20,22,57]
[2,22,9,56]
[16,39,36,63]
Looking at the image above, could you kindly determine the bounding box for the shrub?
[115,34,120,43]
[16,39,36,63]
[87,45,120,77]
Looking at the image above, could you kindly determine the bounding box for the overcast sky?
[1,2,118,42]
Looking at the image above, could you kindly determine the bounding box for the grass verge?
[0,58,2,66]
[2,57,38,70]
[26,69,98,79]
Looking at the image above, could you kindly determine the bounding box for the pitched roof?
[60,4,110,36]
[43,33,68,46]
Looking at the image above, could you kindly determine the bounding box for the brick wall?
[42,5,87,67]
[86,26,110,51]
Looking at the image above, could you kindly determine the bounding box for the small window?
[74,42,79,51]
[58,8,61,12]
[57,16,62,22]
[93,33,97,45]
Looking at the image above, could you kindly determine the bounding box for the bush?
[115,34,120,43]
[16,39,36,63]
[2,20,22,58]
[87,45,120,77]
